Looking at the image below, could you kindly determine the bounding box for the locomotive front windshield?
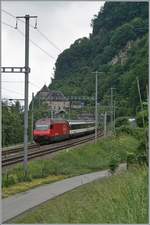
[35,124,49,130]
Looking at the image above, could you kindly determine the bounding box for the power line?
[36,29,61,52]
[2,21,15,29]
[2,80,41,90]
[2,22,56,60]
[2,9,16,19]
[2,81,24,83]
[2,87,23,95]
[29,81,41,89]
[16,28,56,60]
[2,25,57,60]
[2,9,62,52]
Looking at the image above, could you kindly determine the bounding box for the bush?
[136,110,148,127]
[116,125,145,140]
[137,139,148,165]
[127,152,137,167]
[2,174,17,187]
[127,136,148,167]
[116,125,134,136]
[109,154,120,173]
[41,163,51,178]
[115,116,130,127]
[16,170,32,182]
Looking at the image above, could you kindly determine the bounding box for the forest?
[50,2,148,116]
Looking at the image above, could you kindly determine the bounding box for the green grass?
[2,175,67,198]
[2,135,139,196]
[10,166,148,224]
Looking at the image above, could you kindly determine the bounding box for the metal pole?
[24,14,30,176]
[136,77,145,127]
[92,71,103,143]
[69,101,71,120]
[110,87,113,135]
[113,100,116,135]
[95,71,98,144]
[104,111,107,137]
[31,92,34,143]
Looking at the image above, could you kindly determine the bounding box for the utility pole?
[31,92,34,143]
[92,71,102,144]
[113,100,116,135]
[136,77,148,164]
[95,72,98,143]
[136,77,145,127]
[16,14,37,177]
[104,111,107,137]
[51,109,53,119]
[110,88,113,134]
[110,87,115,135]
[69,100,71,120]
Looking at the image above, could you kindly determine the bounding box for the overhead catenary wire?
[36,29,61,52]
[2,22,56,60]
[17,28,56,60]
[2,9,16,19]
[29,81,41,89]
[2,80,41,89]
[2,81,24,83]
[2,21,15,29]
[2,9,62,52]
[2,87,23,95]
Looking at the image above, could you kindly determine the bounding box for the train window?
[50,124,54,129]
[70,123,95,130]
[35,125,49,130]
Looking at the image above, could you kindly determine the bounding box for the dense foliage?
[2,101,24,146]
[50,2,148,116]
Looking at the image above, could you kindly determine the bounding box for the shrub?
[127,134,148,167]
[16,170,32,182]
[127,152,137,167]
[109,154,120,173]
[41,163,51,178]
[136,110,148,127]
[2,174,17,187]
[115,116,130,127]
[115,125,134,136]
[115,125,145,140]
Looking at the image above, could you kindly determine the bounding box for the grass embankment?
[10,166,148,224]
[3,135,139,197]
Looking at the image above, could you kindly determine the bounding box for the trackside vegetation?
[10,166,148,224]
[2,134,139,197]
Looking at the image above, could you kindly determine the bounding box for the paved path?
[2,163,126,223]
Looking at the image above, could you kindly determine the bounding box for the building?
[36,85,70,114]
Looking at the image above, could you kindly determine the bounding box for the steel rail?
[2,132,103,167]
[2,143,37,155]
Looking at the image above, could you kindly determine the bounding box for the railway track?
[2,132,103,167]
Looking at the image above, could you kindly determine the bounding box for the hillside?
[49,2,148,116]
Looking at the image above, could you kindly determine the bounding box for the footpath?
[2,163,126,223]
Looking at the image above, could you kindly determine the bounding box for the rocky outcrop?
[109,41,134,65]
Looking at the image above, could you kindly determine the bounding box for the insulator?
[15,19,18,29]
[34,18,37,29]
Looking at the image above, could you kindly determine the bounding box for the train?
[33,118,95,144]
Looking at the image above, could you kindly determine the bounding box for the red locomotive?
[33,118,95,144]
[33,118,70,143]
